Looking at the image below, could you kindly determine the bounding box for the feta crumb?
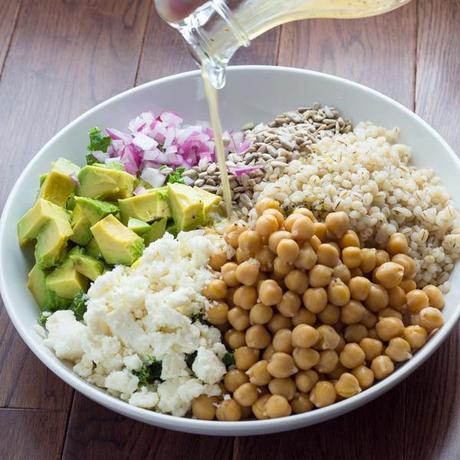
[123,354,143,371]
[192,348,226,384]
[129,388,159,409]
[105,370,139,396]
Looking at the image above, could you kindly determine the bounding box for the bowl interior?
[1,66,460,435]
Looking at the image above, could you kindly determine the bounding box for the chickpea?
[221,262,239,287]
[256,198,280,216]
[340,343,365,369]
[361,310,378,329]
[317,244,340,267]
[228,307,250,331]
[374,262,404,289]
[360,248,377,274]
[328,279,351,306]
[375,250,390,267]
[235,260,260,287]
[265,395,292,418]
[352,365,375,389]
[333,264,352,283]
[245,325,271,349]
[234,346,260,371]
[262,344,276,361]
[376,317,404,341]
[267,352,297,378]
[225,329,246,349]
[192,395,218,420]
[342,247,362,269]
[216,399,242,421]
[350,268,363,277]
[371,355,395,380]
[284,213,303,231]
[294,208,316,221]
[263,208,285,228]
[291,216,315,242]
[291,392,314,414]
[291,324,319,348]
[273,256,293,277]
[252,394,271,420]
[392,254,416,279]
[309,264,333,288]
[388,286,406,311]
[289,309,314,329]
[400,279,417,293]
[314,222,328,242]
[327,363,348,380]
[203,279,227,300]
[348,276,371,301]
[368,328,378,339]
[303,288,328,313]
[406,289,430,314]
[339,230,360,248]
[360,337,384,361]
[209,250,227,271]
[285,270,309,295]
[224,369,249,392]
[403,325,428,350]
[341,300,366,325]
[325,212,350,239]
[276,239,299,264]
[336,335,346,353]
[378,307,403,320]
[259,280,283,306]
[335,373,361,398]
[422,285,445,309]
[256,247,276,273]
[268,378,297,401]
[418,307,444,331]
[316,324,341,350]
[315,350,339,374]
[387,232,409,255]
[295,370,319,393]
[233,382,259,407]
[206,302,229,325]
[225,224,246,248]
[365,284,389,312]
[268,231,292,253]
[318,304,340,325]
[295,244,317,270]
[293,347,321,370]
[344,324,368,343]
[385,337,412,362]
[310,381,337,408]
[237,229,261,254]
[235,247,251,263]
[250,303,273,325]
[272,329,293,353]
[267,313,292,334]
[246,360,271,386]
[277,291,302,317]
[255,214,279,238]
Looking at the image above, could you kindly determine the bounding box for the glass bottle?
[159,0,411,89]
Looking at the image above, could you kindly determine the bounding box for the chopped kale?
[38,312,50,327]
[134,357,163,387]
[166,167,186,184]
[185,350,198,369]
[191,312,210,326]
[69,292,88,321]
[222,352,235,368]
[87,127,112,153]
[85,153,98,165]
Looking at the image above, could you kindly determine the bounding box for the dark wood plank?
[277,2,417,108]
[0,408,68,460]
[0,0,151,410]
[136,9,280,84]
[0,0,21,75]
[62,394,234,460]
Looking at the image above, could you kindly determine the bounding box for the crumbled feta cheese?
[105,370,139,396]
[160,353,189,380]
[124,354,143,371]
[192,348,226,384]
[129,388,159,409]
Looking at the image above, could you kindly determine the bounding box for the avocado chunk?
[17,199,70,246]
[77,165,135,200]
[118,188,171,224]
[70,197,119,246]
[86,238,103,260]
[90,214,144,265]
[52,158,80,176]
[128,218,151,235]
[35,218,73,268]
[46,259,88,299]
[167,183,205,231]
[27,265,71,311]
[192,187,221,220]
[143,217,168,246]
[69,249,105,281]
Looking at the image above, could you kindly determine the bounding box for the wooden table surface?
[1,1,459,458]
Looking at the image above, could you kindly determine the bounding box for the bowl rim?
[1,64,459,435]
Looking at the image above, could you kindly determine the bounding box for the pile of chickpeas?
[192,199,445,421]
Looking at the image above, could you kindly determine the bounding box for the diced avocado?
[166,220,178,237]
[69,250,105,281]
[17,199,70,246]
[134,178,154,191]
[27,265,71,311]
[90,214,144,265]
[52,158,80,176]
[46,259,88,299]
[143,217,168,246]
[66,194,76,210]
[77,165,135,200]
[192,187,221,220]
[86,238,103,260]
[118,189,171,224]
[39,170,76,207]
[128,218,151,235]
[35,218,73,269]
[40,174,48,187]
[70,197,119,246]
[167,183,205,231]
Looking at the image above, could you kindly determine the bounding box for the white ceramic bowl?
[1,66,460,436]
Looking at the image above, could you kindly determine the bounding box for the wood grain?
[277,2,417,108]
[136,9,280,84]
[0,0,21,75]
[0,408,68,460]
[62,395,234,460]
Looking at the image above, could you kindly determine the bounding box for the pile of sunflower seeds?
[181,104,353,215]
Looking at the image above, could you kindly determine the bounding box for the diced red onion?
[141,168,166,188]
[133,186,147,195]
[69,172,80,187]
[133,132,158,151]
[229,165,261,176]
